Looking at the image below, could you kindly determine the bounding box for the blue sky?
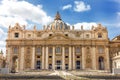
[0,0,120,54]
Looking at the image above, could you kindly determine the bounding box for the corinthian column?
[92,46,96,70]
[20,46,25,71]
[45,46,48,69]
[7,46,12,72]
[82,46,85,69]
[31,46,35,69]
[106,47,110,71]
[62,46,65,70]
[52,46,55,70]
[69,46,72,70]
[73,46,75,69]
[42,46,45,69]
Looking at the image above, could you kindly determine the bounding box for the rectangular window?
[98,47,104,53]
[65,56,68,58]
[86,34,89,38]
[36,47,41,54]
[14,33,19,38]
[65,64,68,70]
[65,47,69,53]
[13,47,18,54]
[49,47,53,54]
[98,33,102,38]
[75,47,81,53]
[55,47,61,54]
[49,56,52,58]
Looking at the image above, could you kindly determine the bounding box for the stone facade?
[110,35,120,69]
[6,12,111,72]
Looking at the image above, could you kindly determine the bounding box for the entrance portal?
[76,61,80,69]
[36,60,41,69]
[56,60,61,70]
[12,56,18,72]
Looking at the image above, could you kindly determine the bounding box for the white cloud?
[62,4,72,10]
[0,0,53,55]
[117,12,120,15]
[113,0,120,3]
[0,0,52,28]
[0,28,7,55]
[73,22,97,30]
[74,1,91,12]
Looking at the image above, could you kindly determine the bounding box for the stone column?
[106,47,110,71]
[20,46,25,71]
[62,46,65,70]
[31,46,35,69]
[73,46,75,69]
[7,46,12,72]
[69,46,72,70]
[82,46,85,69]
[42,46,45,69]
[46,46,48,69]
[92,46,96,70]
[52,46,55,70]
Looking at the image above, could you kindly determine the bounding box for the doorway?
[36,60,41,69]
[56,60,61,70]
[76,61,80,69]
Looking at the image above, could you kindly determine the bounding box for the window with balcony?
[36,47,41,54]
[75,47,81,53]
[49,47,53,54]
[55,47,61,53]
[65,47,69,53]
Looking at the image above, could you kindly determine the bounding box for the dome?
[47,12,70,30]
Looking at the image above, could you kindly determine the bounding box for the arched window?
[99,57,104,70]
[56,47,61,53]
[98,33,102,38]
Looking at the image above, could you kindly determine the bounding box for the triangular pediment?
[44,34,72,40]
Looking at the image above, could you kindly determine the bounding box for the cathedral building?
[6,12,111,72]
[110,35,120,69]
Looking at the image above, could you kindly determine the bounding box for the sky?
[0,0,120,54]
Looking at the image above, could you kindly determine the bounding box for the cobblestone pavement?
[0,70,120,80]
[56,70,89,80]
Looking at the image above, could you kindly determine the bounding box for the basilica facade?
[6,12,111,72]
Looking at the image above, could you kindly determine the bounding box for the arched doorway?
[12,56,18,72]
[98,56,104,70]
